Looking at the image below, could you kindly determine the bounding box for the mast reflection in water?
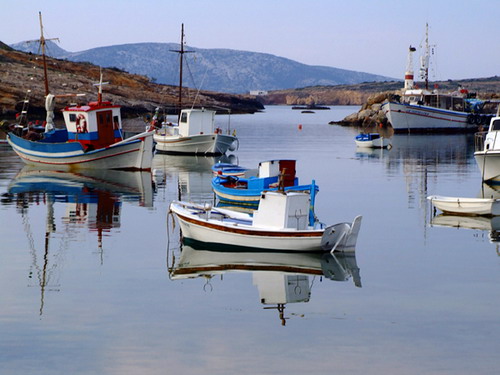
[3,167,153,315]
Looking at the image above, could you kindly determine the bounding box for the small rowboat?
[211,162,249,177]
[169,190,362,252]
[427,195,500,216]
[355,133,391,149]
[212,159,318,208]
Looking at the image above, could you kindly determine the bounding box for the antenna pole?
[170,24,194,121]
[178,24,184,115]
[39,12,50,96]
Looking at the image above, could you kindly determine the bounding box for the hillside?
[260,78,500,106]
[11,41,393,94]
[0,47,264,121]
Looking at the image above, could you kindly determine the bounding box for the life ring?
[75,114,87,133]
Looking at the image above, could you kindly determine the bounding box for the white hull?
[154,133,236,155]
[175,211,325,251]
[170,200,362,252]
[355,138,391,148]
[8,131,154,170]
[383,102,473,132]
[428,195,500,216]
[474,151,500,181]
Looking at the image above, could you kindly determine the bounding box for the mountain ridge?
[0,47,264,120]
[10,40,394,93]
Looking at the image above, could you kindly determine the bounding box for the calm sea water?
[1,106,499,375]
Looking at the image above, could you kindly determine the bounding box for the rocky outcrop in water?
[330,92,392,127]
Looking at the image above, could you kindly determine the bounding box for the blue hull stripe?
[9,133,84,153]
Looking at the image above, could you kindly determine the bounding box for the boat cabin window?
[69,114,77,122]
[491,119,500,131]
[180,113,188,123]
[113,115,120,129]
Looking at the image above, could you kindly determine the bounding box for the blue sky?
[1,0,498,81]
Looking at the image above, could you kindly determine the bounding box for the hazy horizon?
[1,0,499,81]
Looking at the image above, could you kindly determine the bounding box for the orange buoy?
[298,124,302,130]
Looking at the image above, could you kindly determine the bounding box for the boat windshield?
[491,119,500,131]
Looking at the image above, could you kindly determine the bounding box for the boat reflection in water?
[4,167,154,314]
[429,183,500,249]
[168,240,361,325]
[152,153,237,202]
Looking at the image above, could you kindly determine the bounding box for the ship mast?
[33,12,60,96]
[170,24,194,120]
[419,23,430,90]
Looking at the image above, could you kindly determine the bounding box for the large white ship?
[382,24,490,133]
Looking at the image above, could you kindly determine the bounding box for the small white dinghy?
[354,133,391,149]
[169,191,362,252]
[427,195,500,216]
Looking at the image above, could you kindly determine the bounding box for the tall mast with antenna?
[419,23,430,90]
[170,24,194,118]
[35,12,59,96]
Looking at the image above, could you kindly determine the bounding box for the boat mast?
[419,23,430,90]
[36,12,59,96]
[170,24,193,120]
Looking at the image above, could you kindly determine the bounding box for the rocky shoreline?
[0,46,264,122]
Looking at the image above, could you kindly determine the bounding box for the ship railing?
[474,131,487,152]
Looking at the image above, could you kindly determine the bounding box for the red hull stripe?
[178,212,323,238]
[174,265,323,275]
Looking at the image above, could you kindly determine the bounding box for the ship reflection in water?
[168,240,361,326]
[3,167,154,315]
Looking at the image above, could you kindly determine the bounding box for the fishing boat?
[382,24,492,133]
[354,133,391,148]
[7,89,154,170]
[153,24,238,155]
[154,108,238,155]
[5,13,154,170]
[474,112,500,182]
[212,159,319,208]
[427,195,500,216]
[169,190,362,252]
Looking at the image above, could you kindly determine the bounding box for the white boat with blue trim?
[6,13,153,171]
[7,88,154,171]
[153,108,238,155]
[152,25,237,155]
[354,133,391,148]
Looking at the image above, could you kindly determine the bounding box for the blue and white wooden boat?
[7,84,154,171]
[212,159,319,209]
[211,162,248,177]
[354,133,391,148]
